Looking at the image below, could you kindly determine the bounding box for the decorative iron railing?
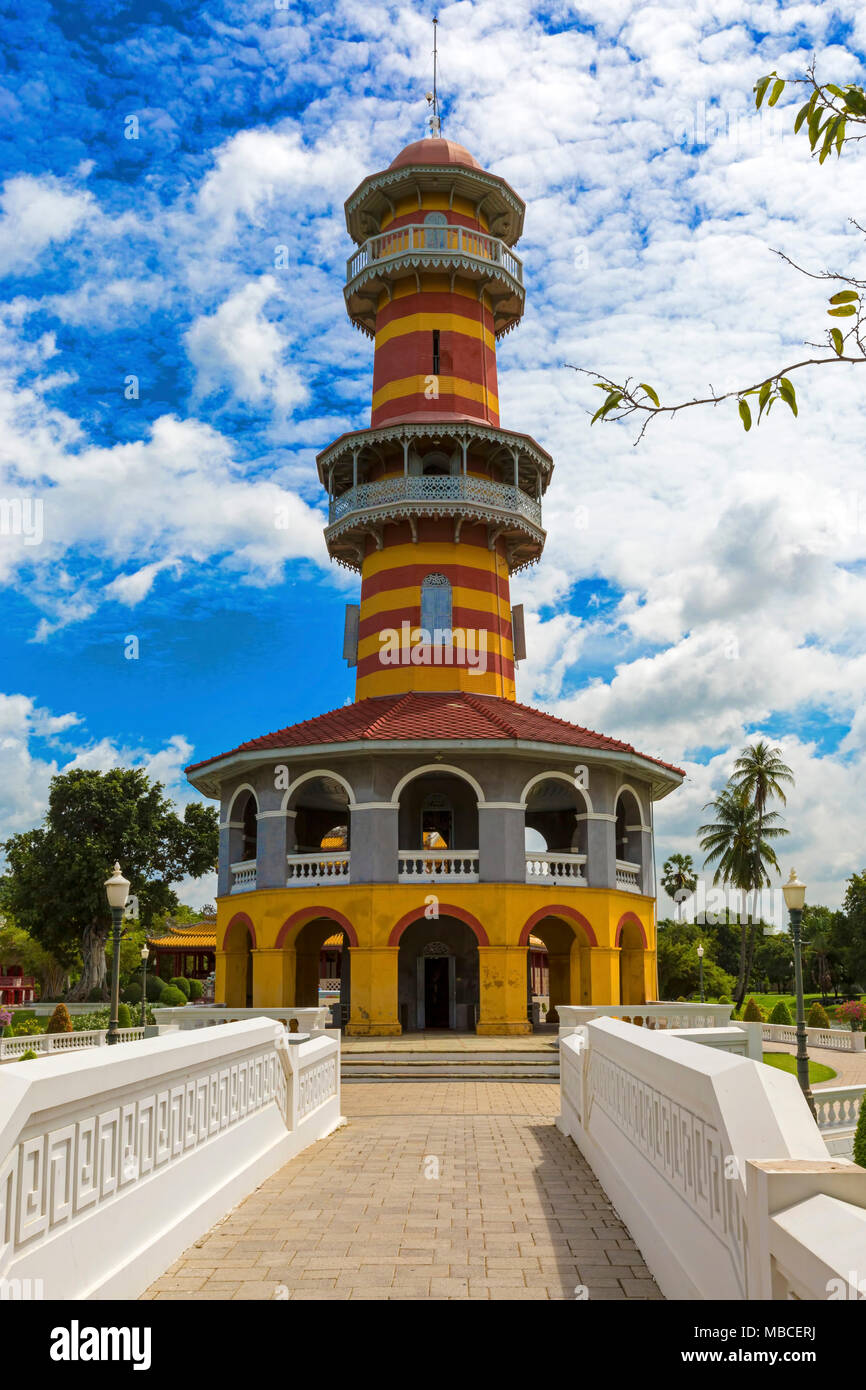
[329,474,541,527]
[347,223,523,286]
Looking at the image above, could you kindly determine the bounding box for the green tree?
[698,787,787,1008]
[832,872,866,991]
[660,853,698,920]
[0,914,68,998]
[574,67,866,441]
[729,742,794,997]
[656,920,734,999]
[1,769,218,1002]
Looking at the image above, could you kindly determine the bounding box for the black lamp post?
[697,943,704,1004]
[104,862,130,1046]
[140,944,149,1030]
[783,868,816,1120]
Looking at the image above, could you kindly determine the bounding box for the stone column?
[350,805,398,883]
[252,947,293,1007]
[590,946,621,1007]
[476,946,532,1035]
[345,947,401,1035]
[256,810,292,890]
[478,805,525,882]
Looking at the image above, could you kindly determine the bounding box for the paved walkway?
[341,1032,557,1052]
[142,1083,660,1301]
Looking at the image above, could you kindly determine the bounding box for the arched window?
[241,794,258,862]
[421,573,452,635]
[424,210,448,248]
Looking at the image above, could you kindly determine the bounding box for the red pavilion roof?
[185,692,683,780]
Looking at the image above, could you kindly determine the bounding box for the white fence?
[558,1002,734,1032]
[525,852,586,884]
[0,1026,144,1061]
[762,1021,866,1053]
[287,852,350,884]
[397,850,479,882]
[153,1005,330,1032]
[559,1017,866,1299]
[0,1019,342,1299]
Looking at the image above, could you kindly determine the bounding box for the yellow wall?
[215,882,655,1036]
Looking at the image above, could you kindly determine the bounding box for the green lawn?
[762,1052,837,1083]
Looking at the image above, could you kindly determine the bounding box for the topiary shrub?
[718,995,732,1004]
[117,1002,132,1029]
[159,984,187,1006]
[19,1049,39,1061]
[145,974,165,1002]
[742,997,765,1022]
[46,1003,74,1034]
[87,987,105,1002]
[853,1101,866,1169]
[769,1000,792,1025]
[123,983,142,1006]
[187,978,203,1001]
[807,1001,830,1028]
[169,976,191,999]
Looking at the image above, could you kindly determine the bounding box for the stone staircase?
[340,1036,560,1082]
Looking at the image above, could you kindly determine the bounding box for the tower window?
[432,329,440,375]
[424,210,448,249]
[421,572,452,636]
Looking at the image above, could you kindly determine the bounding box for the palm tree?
[661,853,698,920]
[698,787,788,1006]
[729,742,794,996]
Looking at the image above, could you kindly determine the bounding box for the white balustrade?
[230,858,257,893]
[287,851,350,884]
[813,1084,865,1131]
[397,850,479,883]
[346,223,523,286]
[762,1021,866,1052]
[0,1026,144,1061]
[153,1004,330,1033]
[525,851,586,885]
[615,858,641,891]
[558,1015,866,1300]
[558,1002,735,1032]
[0,1020,341,1299]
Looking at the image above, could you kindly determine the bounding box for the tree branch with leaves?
[570,64,866,442]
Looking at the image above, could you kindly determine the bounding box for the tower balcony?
[324,472,545,574]
[345,224,525,339]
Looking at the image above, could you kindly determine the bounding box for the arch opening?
[286,775,352,883]
[397,914,479,1032]
[524,912,594,1024]
[524,776,589,885]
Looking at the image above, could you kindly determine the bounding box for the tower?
[187,119,683,1038]
[319,137,551,701]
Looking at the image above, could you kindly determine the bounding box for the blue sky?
[2,0,866,910]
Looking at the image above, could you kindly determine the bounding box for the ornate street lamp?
[104,862,130,1046]
[140,944,149,1030]
[697,943,704,1004]
[782,868,816,1120]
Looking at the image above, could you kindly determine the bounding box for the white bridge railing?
[0,1020,342,1299]
[0,1026,144,1061]
[559,1017,866,1300]
[153,1005,330,1032]
[814,1084,865,1131]
[558,1002,735,1032]
[287,852,350,884]
[398,850,479,883]
[525,852,586,885]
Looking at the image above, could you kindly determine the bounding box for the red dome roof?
[389,138,482,171]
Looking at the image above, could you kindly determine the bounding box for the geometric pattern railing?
[347,223,523,287]
[329,474,542,528]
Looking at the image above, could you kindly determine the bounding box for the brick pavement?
[142,1082,660,1302]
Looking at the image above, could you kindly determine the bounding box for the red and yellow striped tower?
[318,135,553,701]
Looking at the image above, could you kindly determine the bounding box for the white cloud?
[0,175,93,275]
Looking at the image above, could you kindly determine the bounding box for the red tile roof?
[185,693,684,778]
[389,138,482,171]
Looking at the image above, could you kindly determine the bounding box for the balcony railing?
[287,852,351,885]
[230,859,257,893]
[525,852,587,885]
[347,224,523,287]
[398,850,479,883]
[329,474,541,528]
[615,859,641,892]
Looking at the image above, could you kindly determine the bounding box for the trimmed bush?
[46,1003,74,1035]
[169,976,191,999]
[87,987,105,1002]
[117,1002,132,1029]
[20,1049,39,1061]
[854,1101,866,1169]
[145,974,165,1002]
[742,997,765,1022]
[188,978,203,1001]
[718,995,732,1004]
[159,984,187,1006]
[807,1001,830,1028]
[123,982,142,1006]
[769,1000,792,1025]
